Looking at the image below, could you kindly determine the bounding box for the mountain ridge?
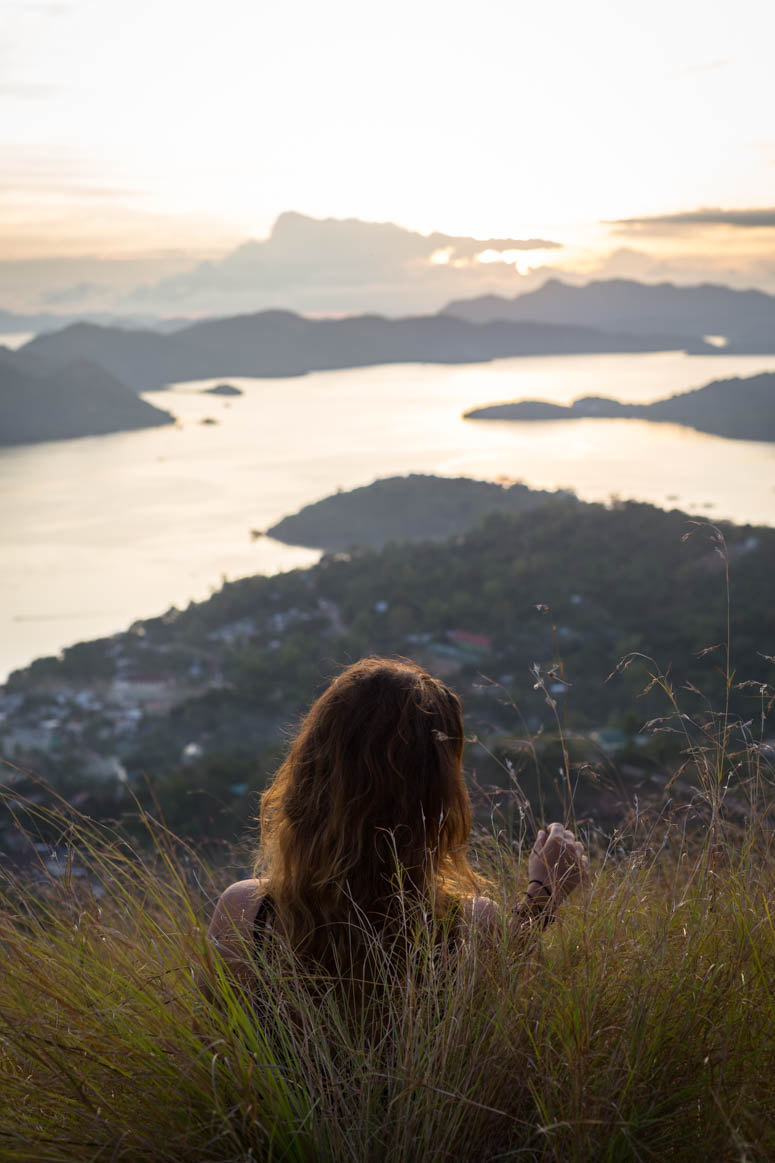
[21,308,708,391]
[444,278,775,351]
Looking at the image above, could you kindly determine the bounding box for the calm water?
[0,332,35,350]
[1,350,774,681]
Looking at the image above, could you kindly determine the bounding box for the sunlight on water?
[0,332,35,351]
[1,350,773,679]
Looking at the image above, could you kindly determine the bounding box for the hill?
[444,277,775,352]
[464,370,775,442]
[4,490,773,836]
[20,311,704,391]
[265,474,568,549]
[0,348,174,446]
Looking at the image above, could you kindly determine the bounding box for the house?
[208,618,256,646]
[109,674,176,710]
[445,630,493,660]
[2,724,57,758]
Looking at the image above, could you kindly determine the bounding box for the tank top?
[253,892,275,950]
[253,893,463,955]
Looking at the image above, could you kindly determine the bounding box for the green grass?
[1,786,774,1162]
[2,517,774,1161]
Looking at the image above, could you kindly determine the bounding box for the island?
[264,473,569,550]
[0,348,174,447]
[203,382,243,396]
[464,371,775,442]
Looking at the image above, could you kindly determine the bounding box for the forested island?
[203,382,243,396]
[464,370,775,442]
[3,480,773,840]
[0,348,174,446]
[266,474,569,549]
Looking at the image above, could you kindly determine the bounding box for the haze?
[2,0,775,310]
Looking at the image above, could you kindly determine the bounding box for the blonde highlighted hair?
[256,657,475,973]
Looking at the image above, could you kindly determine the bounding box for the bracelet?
[526,880,553,901]
[512,880,556,928]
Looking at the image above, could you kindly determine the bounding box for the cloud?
[0,81,60,99]
[41,281,106,306]
[610,207,775,232]
[1,2,73,14]
[0,254,196,314]
[672,58,729,77]
[119,212,564,317]
[5,212,775,318]
[425,232,561,259]
[578,246,775,295]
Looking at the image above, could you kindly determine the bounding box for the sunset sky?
[1,0,774,304]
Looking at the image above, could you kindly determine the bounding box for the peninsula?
[0,348,174,447]
[266,473,568,550]
[464,371,775,442]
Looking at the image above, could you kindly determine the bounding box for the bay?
[1,349,773,681]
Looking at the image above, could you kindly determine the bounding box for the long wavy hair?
[256,657,475,975]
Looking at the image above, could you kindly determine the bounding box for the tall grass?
[1,782,774,1162]
[2,522,774,1161]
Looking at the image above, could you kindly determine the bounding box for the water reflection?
[1,350,773,679]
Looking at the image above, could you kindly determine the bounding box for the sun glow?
[429,247,453,265]
[0,0,773,288]
[476,248,557,275]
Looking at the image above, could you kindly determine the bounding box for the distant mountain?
[266,474,570,550]
[21,310,705,391]
[444,278,775,351]
[0,349,174,447]
[0,307,187,338]
[464,370,775,442]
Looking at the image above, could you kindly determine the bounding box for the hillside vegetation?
[266,474,566,549]
[3,478,774,1159]
[5,489,774,839]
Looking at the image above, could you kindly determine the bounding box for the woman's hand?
[528,821,587,904]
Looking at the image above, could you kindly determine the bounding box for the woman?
[208,657,587,986]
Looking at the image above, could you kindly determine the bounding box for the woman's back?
[207,658,586,990]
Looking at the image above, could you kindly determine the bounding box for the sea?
[1,349,773,682]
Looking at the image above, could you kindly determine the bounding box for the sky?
[1,0,774,309]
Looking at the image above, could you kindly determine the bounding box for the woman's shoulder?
[207,878,268,951]
[215,877,267,915]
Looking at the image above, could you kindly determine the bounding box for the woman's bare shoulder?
[207,878,268,946]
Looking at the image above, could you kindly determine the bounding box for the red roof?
[447,630,492,649]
